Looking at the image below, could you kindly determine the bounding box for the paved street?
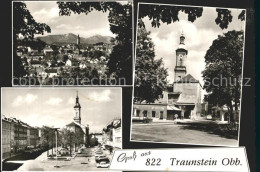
[14,147,112,171]
[131,122,238,146]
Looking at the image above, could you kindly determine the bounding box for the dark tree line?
[202,30,244,122]
[138,4,245,29]
[13,2,51,78]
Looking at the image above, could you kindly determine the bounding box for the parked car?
[206,115,213,120]
[95,155,106,161]
[96,161,110,168]
[96,157,110,163]
[95,150,103,154]
[58,148,70,156]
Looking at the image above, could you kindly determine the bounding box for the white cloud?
[32,7,59,23]
[12,96,23,107]
[88,90,112,102]
[23,113,62,128]
[12,94,38,107]
[45,97,63,105]
[25,94,38,104]
[67,97,74,104]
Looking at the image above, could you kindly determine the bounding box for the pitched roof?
[45,68,57,73]
[66,121,89,134]
[175,74,199,83]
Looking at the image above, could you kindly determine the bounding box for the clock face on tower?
[178,54,184,66]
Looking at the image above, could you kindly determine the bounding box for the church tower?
[77,34,80,54]
[77,34,80,46]
[174,33,188,82]
[73,91,81,124]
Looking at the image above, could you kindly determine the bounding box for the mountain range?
[36,33,112,45]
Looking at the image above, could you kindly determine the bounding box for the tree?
[50,44,59,56]
[89,136,98,147]
[202,30,244,122]
[57,2,132,85]
[13,2,50,78]
[138,4,245,29]
[89,50,106,60]
[24,39,46,52]
[134,20,168,103]
[39,126,56,156]
[61,128,84,155]
[62,55,69,62]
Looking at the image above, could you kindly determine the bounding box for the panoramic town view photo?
[13,1,132,86]
[2,88,122,171]
[132,3,246,146]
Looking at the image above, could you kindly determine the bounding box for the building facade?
[65,92,90,147]
[2,116,41,159]
[133,34,202,121]
[102,118,122,150]
[2,117,11,159]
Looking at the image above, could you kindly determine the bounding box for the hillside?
[36,33,112,45]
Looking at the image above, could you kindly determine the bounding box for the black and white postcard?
[1,87,122,171]
[131,3,246,147]
[0,0,256,171]
[12,1,133,86]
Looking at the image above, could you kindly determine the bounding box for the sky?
[23,1,117,38]
[139,4,246,95]
[1,88,121,133]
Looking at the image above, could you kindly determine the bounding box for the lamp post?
[54,128,60,168]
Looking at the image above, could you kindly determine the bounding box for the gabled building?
[133,34,202,121]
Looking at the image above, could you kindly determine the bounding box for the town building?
[133,34,202,121]
[43,47,53,55]
[2,117,12,159]
[45,68,58,78]
[65,92,90,147]
[29,127,40,147]
[102,118,122,151]
[2,116,42,159]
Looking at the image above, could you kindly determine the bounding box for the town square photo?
[13,1,133,86]
[131,3,246,146]
[1,87,122,171]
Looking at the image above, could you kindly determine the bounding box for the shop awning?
[167,105,181,111]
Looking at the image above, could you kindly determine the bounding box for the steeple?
[174,33,188,82]
[180,32,185,45]
[77,34,80,54]
[77,34,80,45]
[73,91,81,124]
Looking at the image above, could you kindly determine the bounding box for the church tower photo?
[73,91,81,124]
[174,33,188,82]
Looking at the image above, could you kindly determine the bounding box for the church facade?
[65,92,90,146]
[133,34,202,120]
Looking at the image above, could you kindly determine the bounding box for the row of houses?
[89,118,122,151]
[2,116,41,159]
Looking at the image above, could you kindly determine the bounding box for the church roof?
[66,121,88,134]
[175,74,199,83]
